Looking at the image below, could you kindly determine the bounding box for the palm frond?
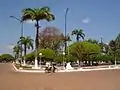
[22,8,36,21]
[46,13,55,21]
[71,29,78,35]
[41,6,50,12]
[22,7,55,22]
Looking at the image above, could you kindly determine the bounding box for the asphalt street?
[0,63,120,90]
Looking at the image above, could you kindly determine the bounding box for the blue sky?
[0,0,120,54]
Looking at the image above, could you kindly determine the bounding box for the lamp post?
[63,52,65,69]
[64,8,69,57]
[10,16,23,37]
[10,16,23,64]
[67,33,70,55]
[39,53,42,68]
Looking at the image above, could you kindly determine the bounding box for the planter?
[19,67,23,70]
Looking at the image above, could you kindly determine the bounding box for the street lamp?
[63,52,65,69]
[39,53,42,68]
[64,8,69,57]
[63,51,65,54]
[10,16,24,64]
[67,33,71,55]
[10,16,23,37]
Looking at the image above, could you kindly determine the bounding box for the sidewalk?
[12,63,120,73]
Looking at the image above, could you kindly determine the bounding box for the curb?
[12,63,45,73]
[12,63,120,73]
[12,63,19,72]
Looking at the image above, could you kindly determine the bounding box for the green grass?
[22,66,32,70]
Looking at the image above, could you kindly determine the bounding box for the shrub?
[54,54,63,63]
[38,48,55,61]
[26,52,35,61]
[96,55,114,62]
[66,54,77,62]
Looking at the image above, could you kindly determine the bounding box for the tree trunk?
[76,35,79,42]
[64,41,67,58]
[88,60,91,66]
[79,60,81,67]
[114,54,117,66]
[34,20,39,68]
[23,45,27,66]
[85,60,87,66]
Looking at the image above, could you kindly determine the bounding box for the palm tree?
[17,36,34,65]
[22,7,55,68]
[71,28,85,42]
[13,44,22,63]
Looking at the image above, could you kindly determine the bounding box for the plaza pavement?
[0,63,120,90]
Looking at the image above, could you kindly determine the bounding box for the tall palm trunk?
[76,35,79,42]
[114,53,117,66]
[23,45,27,65]
[34,20,39,68]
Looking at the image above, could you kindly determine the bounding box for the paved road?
[0,63,120,90]
[0,63,14,75]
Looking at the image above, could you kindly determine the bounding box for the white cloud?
[82,17,90,24]
[26,20,36,24]
[6,44,15,50]
[0,44,15,54]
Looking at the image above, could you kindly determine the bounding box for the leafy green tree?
[0,54,15,62]
[38,48,55,61]
[69,42,101,65]
[71,28,85,42]
[115,33,120,55]
[22,7,55,65]
[109,40,118,65]
[54,54,63,63]
[109,33,120,65]
[17,36,34,65]
[26,52,35,61]
[69,42,84,62]
[102,43,110,55]
[53,54,76,63]
[81,42,101,61]
[115,33,120,42]
[96,55,114,62]
[66,54,77,62]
